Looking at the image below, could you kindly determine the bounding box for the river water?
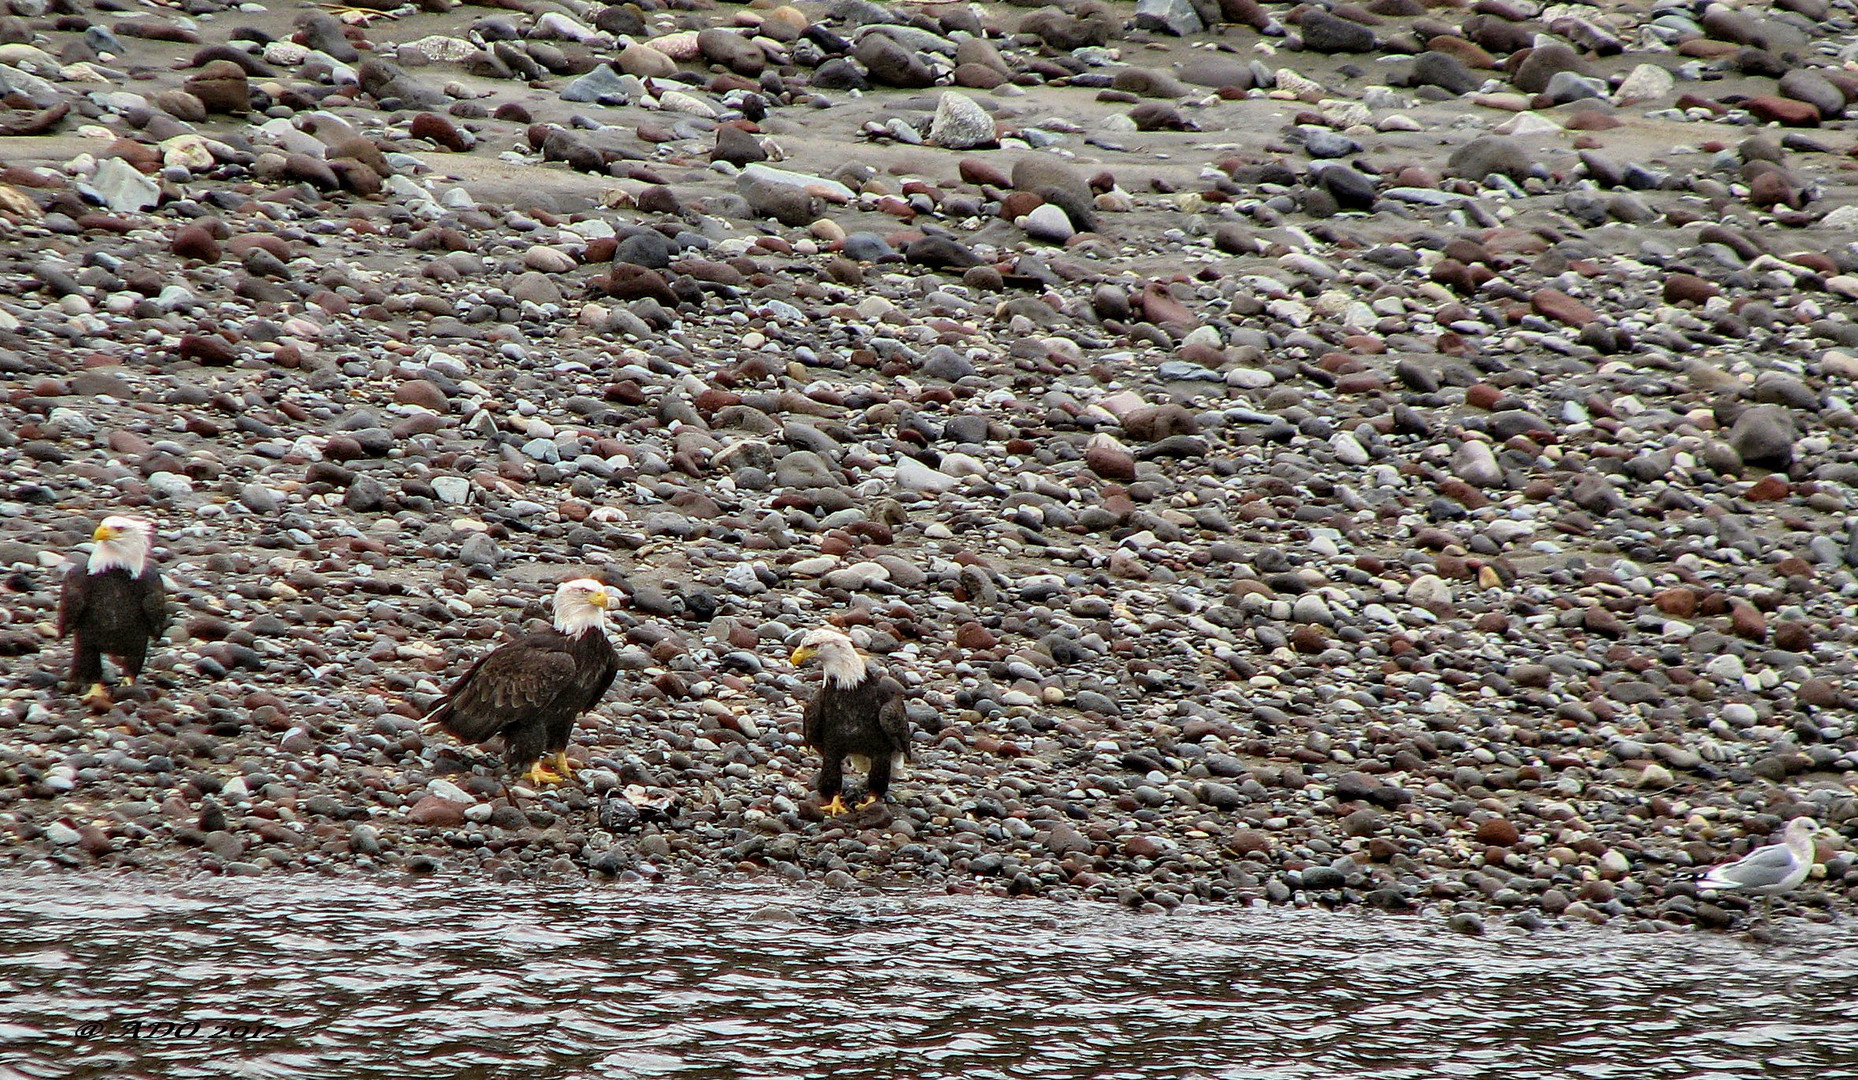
[0,873,1853,1079]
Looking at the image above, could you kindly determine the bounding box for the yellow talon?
[123,675,136,687]
[525,761,566,786]
[822,795,848,815]
[81,683,112,711]
[553,751,575,779]
[857,794,881,809]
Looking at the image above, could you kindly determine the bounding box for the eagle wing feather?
[433,639,581,742]
[877,675,910,758]
[801,688,826,750]
[55,564,86,639]
[137,568,169,641]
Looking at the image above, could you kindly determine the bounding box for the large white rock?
[82,157,160,213]
[895,456,959,493]
[432,476,472,505]
[0,61,59,107]
[1614,63,1674,104]
[929,91,995,149]
[739,163,855,201]
[160,135,215,172]
[427,778,475,804]
[1020,203,1073,244]
[1407,574,1452,606]
[1451,439,1503,487]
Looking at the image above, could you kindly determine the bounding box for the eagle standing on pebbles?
[423,578,620,786]
[790,627,910,814]
[57,516,168,711]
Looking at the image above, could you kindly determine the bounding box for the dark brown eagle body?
[803,665,910,803]
[58,564,167,688]
[426,625,619,768]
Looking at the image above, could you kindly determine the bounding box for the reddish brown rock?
[998,190,1042,219]
[183,60,248,114]
[322,435,365,461]
[171,224,221,262]
[958,157,1011,187]
[328,159,382,196]
[1136,282,1195,327]
[1583,605,1627,638]
[1123,835,1166,859]
[1729,600,1767,642]
[1784,251,1838,275]
[1085,442,1137,481]
[602,263,678,306]
[1431,258,1493,293]
[1122,404,1199,441]
[394,379,449,411]
[1428,35,1498,69]
[1465,383,1503,410]
[1798,675,1840,706]
[1745,474,1790,501]
[1229,828,1271,855]
[1475,817,1521,846]
[1334,371,1386,394]
[177,333,236,365]
[1744,95,1819,126]
[226,233,292,261]
[154,90,208,122]
[1748,171,1802,209]
[953,63,1006,90]
[954,621,997,650]
[409,112,473,152]
[1223,0,1272,30]
[1675,92,1729,113]
[280,153,339,191]
[1531,288,1597,327]
[1564,110,1623,130]
[103,139,160,172]
[1775,622,1814,654]
[407,796,466,827]
[1663,273,1719,305]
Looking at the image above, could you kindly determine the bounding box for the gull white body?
[1699,818,1821,919]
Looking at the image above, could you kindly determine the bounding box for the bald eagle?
[57,516,167,711]
[790,627,910,814]
[424,578,620,786]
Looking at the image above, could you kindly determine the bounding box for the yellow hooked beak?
[790,645,817,665]
[93,524,118,542]
[590,589,611,609]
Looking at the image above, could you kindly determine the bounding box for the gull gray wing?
[1704,843,1797,889]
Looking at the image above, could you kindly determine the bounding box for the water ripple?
[0,873,1853,1079]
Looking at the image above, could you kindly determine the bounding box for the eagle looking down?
[424,578,620,786]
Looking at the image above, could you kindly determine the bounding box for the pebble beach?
[2,0,1857,933]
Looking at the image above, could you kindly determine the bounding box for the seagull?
[1698,817,1822,921]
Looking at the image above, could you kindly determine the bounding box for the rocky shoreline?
[2,0,1858,932]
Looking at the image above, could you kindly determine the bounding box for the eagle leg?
[856,794,883,809]
[821,795,849,815]
[552,750,576,779]
[524,760,566,786]
[81,683,113,711]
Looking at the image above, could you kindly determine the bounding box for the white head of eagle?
[89,516,155,576]
[552,578,612,635]
[790,626,867,688]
